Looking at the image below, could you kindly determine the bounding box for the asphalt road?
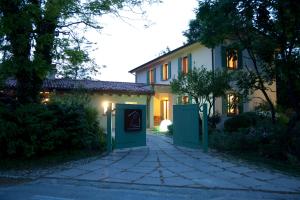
[1,178,300,200]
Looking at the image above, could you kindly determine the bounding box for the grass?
[0,149,103,170]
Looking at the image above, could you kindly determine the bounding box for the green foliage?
[224,112,258,132]
[210,117,300,162]
[185,0,300,124]
[167,124,173,135]
[0,0,159,103]
[170,67,231,116]
[0,99,105,159]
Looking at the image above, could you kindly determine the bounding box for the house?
[129,42,277,128]
[5,79,154,129]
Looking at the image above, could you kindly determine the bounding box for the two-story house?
[129,42,277,128]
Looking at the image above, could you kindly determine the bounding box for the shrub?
[167,124,173,135]
[0,94,105,159]
[224,112,258,132]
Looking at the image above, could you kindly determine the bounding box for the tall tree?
[184,0,300,125]
[0,0,158,103]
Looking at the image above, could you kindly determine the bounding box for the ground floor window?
[227,93,240,115]
[182,96,189,104]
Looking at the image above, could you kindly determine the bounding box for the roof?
[5,79,154,95]
[129,42,200,73]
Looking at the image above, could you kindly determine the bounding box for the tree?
[0,0,158,103]
[184,0,283,123]
[170,67,231,117]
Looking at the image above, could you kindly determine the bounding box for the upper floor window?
[182,56,189,74]
[226,49,238,70]
[149,69,155,84]
[227,93,239,115]
[162,63,168,80]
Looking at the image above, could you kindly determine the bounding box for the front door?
[160,99,169,120]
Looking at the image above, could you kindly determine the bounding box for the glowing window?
[149,69,155,84]
[162,64,168,80]
[226,49,238,70]
[182,56,189,74]
[227,93,239,115]
[182,96,189,104]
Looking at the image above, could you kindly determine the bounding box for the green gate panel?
[173,104,200,149]
[115,104,146,149]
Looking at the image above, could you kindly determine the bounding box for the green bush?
[224,112,258,132]
[0,95,105,159]
[210,119,300,162]
[167,124,173,135]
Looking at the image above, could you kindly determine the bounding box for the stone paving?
[42,133,300,194]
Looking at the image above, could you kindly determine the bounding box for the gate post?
[106,103,112,153]
[202,103,208,152]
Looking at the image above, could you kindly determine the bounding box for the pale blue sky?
[88,0,198,82]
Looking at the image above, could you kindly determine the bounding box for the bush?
[224,112,258,132]
[167,124,173,135]
[210,119,300,162]
[0,95,105,159]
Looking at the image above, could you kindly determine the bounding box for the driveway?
[1,133,300,200]
[44,133,300,192]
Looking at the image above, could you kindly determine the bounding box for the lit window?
[226,49,238,70]
[182,56,189,74]
[182,96,189,104]
[162,64,168,80]
[149,69,155,84]
[227,93,239,115]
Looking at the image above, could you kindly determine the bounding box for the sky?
[88,0,198,82]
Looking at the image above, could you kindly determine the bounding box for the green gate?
[173,104,201,148]
[114,104,146,149]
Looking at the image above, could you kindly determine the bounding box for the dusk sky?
[87,0,198,82]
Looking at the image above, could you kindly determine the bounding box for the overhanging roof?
[129,42,200,73]
[5,78,154,95]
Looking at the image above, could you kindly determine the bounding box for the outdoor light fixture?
[103,101,109,114]
[159,119,172,132]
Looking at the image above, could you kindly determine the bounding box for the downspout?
[212,48,215,116]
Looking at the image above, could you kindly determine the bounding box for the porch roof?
[5,78,154,95]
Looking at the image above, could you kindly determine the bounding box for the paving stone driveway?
[45,133,300,194]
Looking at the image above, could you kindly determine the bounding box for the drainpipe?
[212,48,215,116]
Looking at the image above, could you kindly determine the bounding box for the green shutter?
[221,46,227,69]
[222,95,228,115]
[168,61,172,79]
[188,53,192,72]
[188,95,192,104]
[178,57,182,76]
[154,68,156,83]
[160,65,163,81]
[238,49,243,69]
[146,70,149,84]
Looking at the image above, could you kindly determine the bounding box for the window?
[149,69,155,84]
[162,64,168,80]
[182,56,189,74]
[182,96,189,104]
[227,93,239,115]
[226,49,238,70]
